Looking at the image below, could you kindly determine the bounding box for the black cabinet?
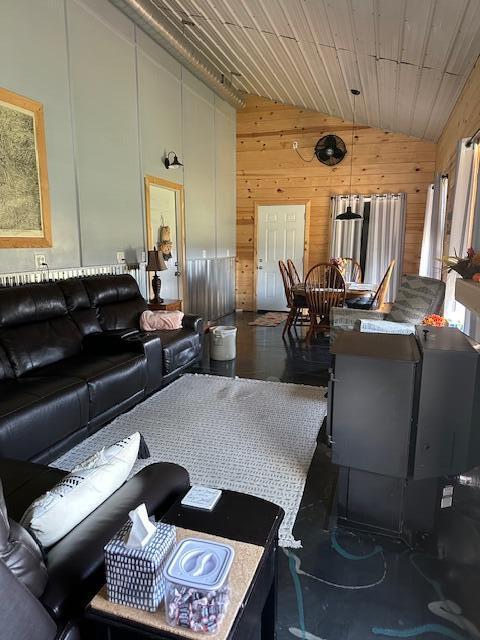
[414,327,480,478]
[329,328,480,539]
[330,332,420,478]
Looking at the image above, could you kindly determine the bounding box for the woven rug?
[248,312,289,327]
[52,374,327,548]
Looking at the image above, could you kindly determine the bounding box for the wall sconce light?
[164,151,183,170]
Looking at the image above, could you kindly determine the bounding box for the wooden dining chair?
[347,260,395,311]
[287,259,301,285]
[342,257,363,283]
[305,263,346,342]
[372,260,396,310]
[279,260,309,336]
[279,260,296,337]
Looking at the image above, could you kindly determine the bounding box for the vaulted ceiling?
[153,0,480,141]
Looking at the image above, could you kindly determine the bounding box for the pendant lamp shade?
[336,205,362,221]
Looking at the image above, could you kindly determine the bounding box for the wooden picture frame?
[0,87,52,248]
[144,175,187,304]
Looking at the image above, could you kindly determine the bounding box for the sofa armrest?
[182,314,203,333]
[330,307,387,331]
[123,332,163,394]
[82,329,140,355]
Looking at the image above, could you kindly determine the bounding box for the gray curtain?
[329,195,364,261]
[364,193,406,302]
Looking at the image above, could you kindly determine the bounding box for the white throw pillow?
[21,432,141,547]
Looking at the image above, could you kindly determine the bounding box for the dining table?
[292,281,377,301]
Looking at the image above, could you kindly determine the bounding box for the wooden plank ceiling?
[152,0,480,141]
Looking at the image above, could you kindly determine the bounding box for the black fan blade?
[333,146,345,159]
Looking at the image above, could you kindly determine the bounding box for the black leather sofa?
[0,274,202,463]
[0,457,190,640]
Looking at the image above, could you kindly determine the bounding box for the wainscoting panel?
[186,256,236,321]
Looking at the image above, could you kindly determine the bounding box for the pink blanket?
[140,309,184,331]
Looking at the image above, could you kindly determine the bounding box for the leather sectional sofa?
[0,456,190,640]
[0,274,202,464]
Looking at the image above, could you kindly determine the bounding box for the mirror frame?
[144,175,187,305]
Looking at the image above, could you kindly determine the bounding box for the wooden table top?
[292,282,376,300]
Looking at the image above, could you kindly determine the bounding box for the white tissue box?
[105,521,176,612]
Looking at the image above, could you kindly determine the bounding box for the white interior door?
[256,204,305,311]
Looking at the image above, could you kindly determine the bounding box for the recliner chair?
[330,274,446,343]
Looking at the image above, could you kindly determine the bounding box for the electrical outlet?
[141,251,146,263]
[202,250,207,259]
[34,254,46,270]
[116,251,125,264]
[293,141,298,150]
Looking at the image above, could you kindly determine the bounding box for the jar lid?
[164,538,234,591]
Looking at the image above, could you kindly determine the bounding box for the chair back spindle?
[287,259,301,286]
[371,260,396,310]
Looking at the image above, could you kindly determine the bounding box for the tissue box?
[105,521,176,612]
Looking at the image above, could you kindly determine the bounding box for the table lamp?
[146,248,167,303]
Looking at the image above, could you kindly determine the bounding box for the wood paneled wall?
[236,95,436,310]
[436,57,480,209]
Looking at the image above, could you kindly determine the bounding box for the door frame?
[253,199,311,311]
[144,175,187,305]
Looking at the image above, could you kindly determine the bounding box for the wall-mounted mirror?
[144,175,186,305]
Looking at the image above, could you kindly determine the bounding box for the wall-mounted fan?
[315,135,347,166]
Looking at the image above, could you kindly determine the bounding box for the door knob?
[258,266,263,270]
[174,271,181,276]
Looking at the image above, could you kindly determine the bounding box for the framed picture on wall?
[0,87,52,248]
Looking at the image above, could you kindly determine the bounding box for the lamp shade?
[146,249,167,271]
[336,205,362,220]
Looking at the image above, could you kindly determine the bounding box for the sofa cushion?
[158,329,201,375]
[31,352,147,419]
[21,433,141,547]
[0,282,66,327]
[0,378,89,461]
[82,275,147,331]
[0,283,84,376]
[0,317,83,377]
[57,279,101,337]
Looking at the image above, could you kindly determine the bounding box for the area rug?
[248,312,289,327]
[52,374,327,548]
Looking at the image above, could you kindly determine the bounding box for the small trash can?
[210,325,237,361]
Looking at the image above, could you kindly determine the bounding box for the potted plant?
[442,248,480,279]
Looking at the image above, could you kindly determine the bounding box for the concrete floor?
[195,312,480,640]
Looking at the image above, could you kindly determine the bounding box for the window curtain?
[444,139,480,327]
[329,195,364,261]
[364,193,406,301]
[419,174,448,279]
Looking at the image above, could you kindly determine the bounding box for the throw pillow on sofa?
[0,479,48,597]
[140,309,184,331]
[20,432,142,547]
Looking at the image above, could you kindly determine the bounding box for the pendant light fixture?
[336,89,362,220]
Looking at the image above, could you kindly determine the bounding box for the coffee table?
[86,489,284,640]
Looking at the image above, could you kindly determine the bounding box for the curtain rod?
[466,128,480,147]
[331,193,403,199]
